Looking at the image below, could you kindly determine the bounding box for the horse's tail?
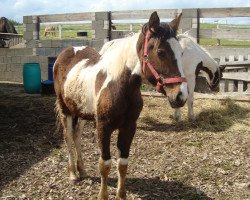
[54,98,64,135]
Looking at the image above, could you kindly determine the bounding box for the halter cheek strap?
[142,31,187,94]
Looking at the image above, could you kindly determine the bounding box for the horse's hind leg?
[96,122,112,200]
[63,115,78,182]
[116,122,137,200]
[73,119,87,179]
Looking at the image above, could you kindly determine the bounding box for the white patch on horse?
[73,46,87,54]
[167,38,188,100]
[132,61,142,75]
[173,33,221,121]
[178,34,219,84]
[118,158,128,165]
[104,159,112,165]
[64,59,101,115]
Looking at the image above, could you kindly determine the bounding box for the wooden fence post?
[59,24,62,39]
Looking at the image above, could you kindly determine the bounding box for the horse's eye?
[148,44,154,50]
[157,49,165,57]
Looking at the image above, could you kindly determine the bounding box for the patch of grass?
[15,23,250,47]
[220,160,235,171]
[200,23,217,29]
[197,165,213,181]
[185,140,203,148]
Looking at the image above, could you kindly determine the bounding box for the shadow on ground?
[0,83,63,191]
[86,176,213,200]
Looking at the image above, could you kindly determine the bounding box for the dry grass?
[0,83,249,200]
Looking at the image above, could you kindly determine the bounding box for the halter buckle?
[143,55,149,62]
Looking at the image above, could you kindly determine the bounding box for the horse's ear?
[148,11,160,33]
[169,13,182,33]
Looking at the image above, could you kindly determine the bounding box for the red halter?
[142,31,187,94]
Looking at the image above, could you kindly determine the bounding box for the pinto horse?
[53,11,188,200]
[173,33,224,121]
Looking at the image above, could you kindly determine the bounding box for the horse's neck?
[179,35,219,73]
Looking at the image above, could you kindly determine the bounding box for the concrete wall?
[0,48,48,82]
[1,8,250,84]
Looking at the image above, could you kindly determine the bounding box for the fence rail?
[1,7,250,98]
[0,33,23,47]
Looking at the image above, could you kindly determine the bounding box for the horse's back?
[54,46,101,95]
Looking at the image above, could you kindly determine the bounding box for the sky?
[1,0,250,24]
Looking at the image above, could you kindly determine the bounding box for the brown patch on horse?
[195,61,213,80]
[96,67,143,160]
[54,46,100,96]
[64,97,78,114]
[95,70,107,95]
[54,46,101,119]
[62,96,94,120]
[0,17,17,33]
[76,47,101,66]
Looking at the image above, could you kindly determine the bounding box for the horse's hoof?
[116,191,126,200]
[79,170,88,179]
[174,116,181,122]
[70,179,79,185]
[115,196,126,200]
[188,115,195,121]
[69,176,80,185]
[97,193,108,200]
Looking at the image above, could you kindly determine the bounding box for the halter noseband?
[142,31,187,95]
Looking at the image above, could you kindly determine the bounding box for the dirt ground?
[0,83,249,200]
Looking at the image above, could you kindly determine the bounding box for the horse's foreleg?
[174,108,181,121]
[116,122,136,200]
[64,116,78,182]
[97,123,112,200]
[187,77,196,120]
[73,119,87,179]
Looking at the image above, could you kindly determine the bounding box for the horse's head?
[137,12,188,108]
[0,17,17,34]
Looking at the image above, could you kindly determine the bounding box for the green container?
[23,63,41,94]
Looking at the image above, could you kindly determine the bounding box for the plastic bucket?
[48,63,54,81]
[23,63,41,94]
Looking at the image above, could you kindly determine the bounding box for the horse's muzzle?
[168,91,187,108]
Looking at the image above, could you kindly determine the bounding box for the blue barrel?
[23,63,41,94]
[48,63,54,81]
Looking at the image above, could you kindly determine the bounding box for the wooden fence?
[2,7,250,97]
[0,33,23,47]
[219,55,250,93]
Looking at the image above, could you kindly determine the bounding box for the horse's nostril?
[176,91,182,103]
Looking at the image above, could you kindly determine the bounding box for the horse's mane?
[100,32,140,79]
